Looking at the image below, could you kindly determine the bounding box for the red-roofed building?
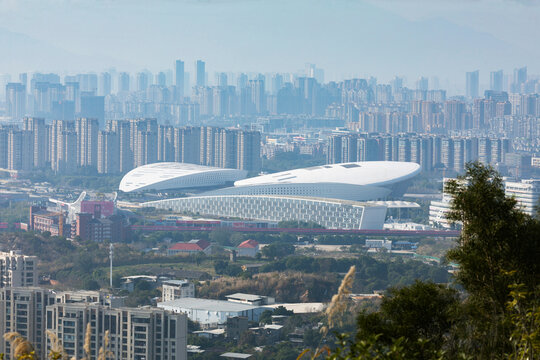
[168,239,212,255]
[236,239,259,257]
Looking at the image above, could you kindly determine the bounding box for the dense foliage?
[323,163,540,360]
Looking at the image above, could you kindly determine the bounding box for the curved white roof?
[235,161,421,187]
[119,162,248,192]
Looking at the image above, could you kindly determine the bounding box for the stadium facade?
[142,195,387,230]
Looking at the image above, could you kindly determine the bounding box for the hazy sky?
[1,0,539,88]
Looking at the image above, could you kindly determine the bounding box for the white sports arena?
[132,161,421,230]
[119,163,248,193]
[203,161,421,201]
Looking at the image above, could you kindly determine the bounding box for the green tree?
[445,162,540,357]
[355,281,459,359]
[261,242,295,260]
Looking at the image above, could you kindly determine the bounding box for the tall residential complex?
[175,59,185,99]
[0,288,188,360]
[466,70,479,98]
[46,303,187,360]
[195,60,205,87]
[490,70,503,91]
[0,251,37,288]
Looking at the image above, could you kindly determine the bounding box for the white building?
[225,293,275,306]
[365,239,392,250]
[119,162,247,192]
[202,161,421,202]
[144,195,387,230]
[0,250,37,288]
[505,179,540,216]
[162,280,195,302]
[157,298,268,328]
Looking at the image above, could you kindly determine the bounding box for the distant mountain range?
[0,0,538,82]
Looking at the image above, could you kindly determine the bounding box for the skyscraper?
[466,70,479,99]
[175,59,185,99]
[196,60,206,87]
[23,117,47,168]
[490,70,503,91]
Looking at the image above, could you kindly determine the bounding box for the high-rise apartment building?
[0,287,55,358]
[195,60,206,87]
[118,72,130,93]
[5,83,27,120]
[98,131,119,174]
[46,303,187,360]
[466,70,479,99]
[0,251,37,288]
[175,60,185,99]
[7,129,33,171]
[99,72,112,96]
[490,70,503,91]
[22,117,47,168]
[75,118,99,167]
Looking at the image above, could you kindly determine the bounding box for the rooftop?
[235,161,420,187]
[158,297,264,312]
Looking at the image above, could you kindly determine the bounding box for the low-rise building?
[236,240,259,257]
[162,280,195,302]
[157,298,268,328]
[365,239,392,251]
[168,239,212,255]
[505,179,540,216]
[225,293,275,306]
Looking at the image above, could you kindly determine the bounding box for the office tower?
[156,71,167,86]
[175,59,185,99]
[0,287,55,358]
[99,72,112,96]
[5,83,26,120]
[490,70,503,91]
[75,118,99,167]
[196,60,206,87]
[416,77,428,91]
[97,131,119,174]
[237,131,261,171]
[118,72,130,93]
[22,117,47,168]
[0,251,37,287]
[466,70,479,98]
[46,303,187,360]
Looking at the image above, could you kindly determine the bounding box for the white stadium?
[202,161,421,201]
[118,162,248,193]
[128,161,421,229]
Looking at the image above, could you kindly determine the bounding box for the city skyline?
[1,0,539,88]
